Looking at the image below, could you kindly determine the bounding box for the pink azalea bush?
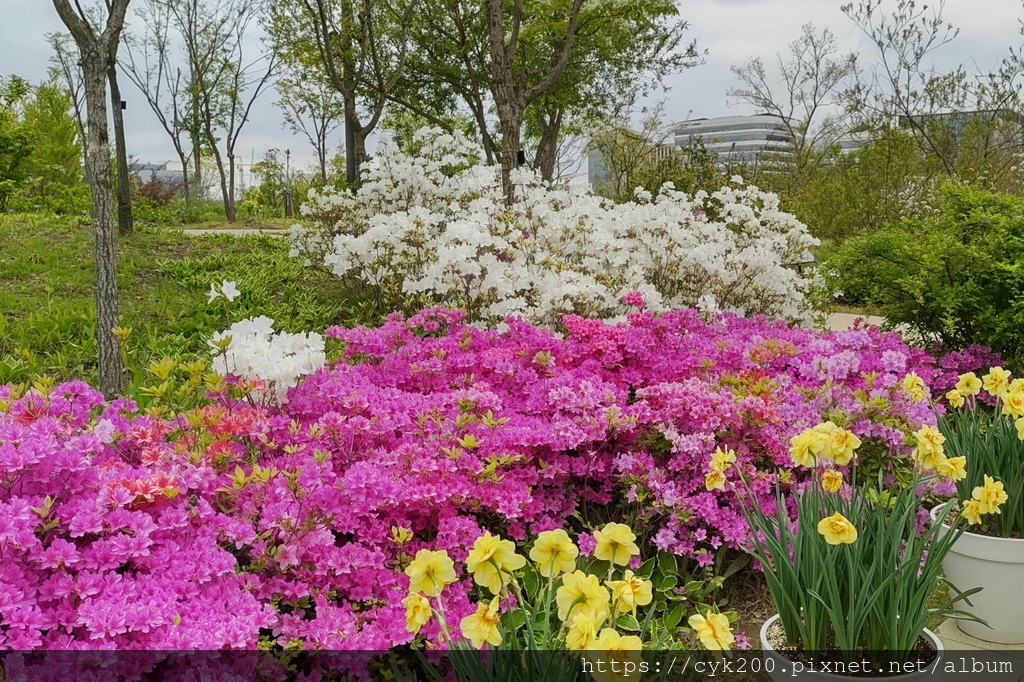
[0,307,997,650]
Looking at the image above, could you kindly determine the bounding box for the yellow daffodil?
[822,469,843,493]
[593,523,640,566]
[817,512,858,545]
[935,455,967,482]
[789,427,822,468]
[710,447,736,472]
[961,499,983,525]
[606,570,653,614]
[556,570,611,622]
[586,629,644,682]
[956,372,983,396]
[688,612,735,651]
[460,596,502,649]
[466,532,526,594]
[566,611,605,651]
[1004,390,1024,419]
[705,469,726,491]
[529,529,579,577]
[973,476,1009,515]
[403,592,432,633]
[405,549,457,597]
[983,367,1012,397]
[826,426,862,466]
[913,426,946,470]
[1016,417,1024,441]
[945,390,965,409]
[902,373,928,402]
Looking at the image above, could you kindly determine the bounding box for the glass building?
[672,114,794,167]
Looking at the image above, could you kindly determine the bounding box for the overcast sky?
[3,0,1022,177]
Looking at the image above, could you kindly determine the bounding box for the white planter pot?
[931,502,1024,644]
[759,615,943,682]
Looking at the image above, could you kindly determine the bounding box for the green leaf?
[615,613,641,631]
[664,603,685,630]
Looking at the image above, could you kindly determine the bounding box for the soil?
[764,620,938,679]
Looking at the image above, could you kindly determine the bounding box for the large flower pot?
[759,615,943,682]
[931,503,1024,644]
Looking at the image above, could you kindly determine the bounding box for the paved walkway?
[180,228,288,237]
[824,312,886,331]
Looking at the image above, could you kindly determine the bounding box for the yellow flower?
[466,532,526,594]
[946,390,965,409]
[566,611,605,651]
[972,475,1009,515]
[405,549,457,597]
[529,529,579,577]
[956,372,983,396]
[606,570,654,614]
[789,427,822,468]
[913,426,946,470]
[403,592,432,634]
[1016,417,1024,441]
[935,455,967,482]
[822,469,843,493]
[593,523,640,566]
[556,570,611,622]
[1004,390,1024,419]
[460,596,502,649]
[983,367,1012,397]
[817,512,858,545]
[902,373,928,402]
[710,447,736,472]
[705,469,726,491]
[688,612,735,651]
[961,499,983,525]
[586,629,644,682]
[826,426,862,466]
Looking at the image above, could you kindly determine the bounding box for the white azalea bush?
[210,316,327,402]
[292,128,819,327]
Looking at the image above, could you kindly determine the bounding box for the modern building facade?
[672,114,794,167]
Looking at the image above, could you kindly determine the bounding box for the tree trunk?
[535,108,563,182]
[211,146,234,222]
[191,126,202,199]
[177,148,192,205]
[228,152,237,222]
[82,58,125,396]
[498,112,522,203]
[108,64,134,235]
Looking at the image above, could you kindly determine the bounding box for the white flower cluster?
[294,127,820,327]
[210,316,326,402]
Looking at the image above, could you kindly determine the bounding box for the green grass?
[0,214,378,387]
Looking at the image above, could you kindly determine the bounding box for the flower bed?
[0,308,997,649]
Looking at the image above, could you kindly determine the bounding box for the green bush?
[825,184,1024,365]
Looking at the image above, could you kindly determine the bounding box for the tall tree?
[50,0,131,396]
[486,0,587,199]
[525,0,700,182]
[275,61,344,185]
[266,0,420,187]
[729,24,858,189]
[122,0,195,203]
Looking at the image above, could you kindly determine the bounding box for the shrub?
[0,306,995,650]
[825,184,1024,367]
[293,128,820,328]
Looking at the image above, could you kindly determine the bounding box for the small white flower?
[207,283,221,304]
[220,281,241,302]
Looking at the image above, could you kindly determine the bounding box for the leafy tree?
[265,0,420,186]
[275,61,345,185]
[21,74,87,212]
[0,76,35,212]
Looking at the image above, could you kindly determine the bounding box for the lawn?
[0,214,374,387]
